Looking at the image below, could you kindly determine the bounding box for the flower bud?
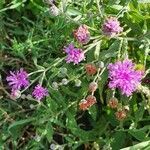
[73,24,90,44]
[135,64,145,72]
[88,82,98,92]
[108,97,118,109]
[52,82,59,90]
[79,99,88,110]
[60,67,67,74]
[75,79,82,87]
[86,95,97,106]
[30,104,34,109]
[49,5,60,16]
[21,94,26,99]
[61,78,69,85]
[115,110,127,121]
[85,64,97,75]
[124,105,130,112]
[26,94,33,100]
[10,90,21,100]
[97,61,104,68]
[34,135,41,142]
[50,143,56,150]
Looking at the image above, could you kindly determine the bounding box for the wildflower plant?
[0,0,150,150]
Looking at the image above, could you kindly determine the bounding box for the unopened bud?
[124,105,130,112]
[49,5,60,16]
[86,95,97,106]
[52,82,59,90]
[60,67,67,74]
[115,110,127,121]
[108,97,118,109]
[79,99,88,110]
[61,78,69,85]
[88,82,98,92]
[30,104,34,109]
[21,94,26,99]
[97,61,104,68]
[11,90,21,100]
[85,64,97,75]
[75,79,82,87]
[26,94,32,100]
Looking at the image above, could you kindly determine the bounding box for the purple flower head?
[102,17,123,37]
[64,44,85,65]
[6,68,29,90]
[32,84,49,101]
[108,59,143,96]
[74,25,90,44]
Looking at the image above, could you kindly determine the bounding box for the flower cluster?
[7,69,48,101]
[108,97,129,121]
[74,25,90,44]
[64,24,90,64]
[108,59,143,96]
[102,17,123,37]
[64,44,85,65]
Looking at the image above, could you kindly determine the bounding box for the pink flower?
[6,68,29,90]
[102,17,123,37]
[64,44,85,65]
[74,25,90,44]
[108,59,143,96]
[32,84,48,101]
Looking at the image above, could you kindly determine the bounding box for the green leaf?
[128,126,150,141]
[8,118,35,139]
[46,121,53,142]
[135,102,145,122]
[89,105,97,121]
[8,118,35,131]
[66,8,82,16]
[111,131,126,150]
[99,40,120,60]
[129,130,146,142]
[94,40,102,60]
[121,140,150,150]
[98,70,108,104]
